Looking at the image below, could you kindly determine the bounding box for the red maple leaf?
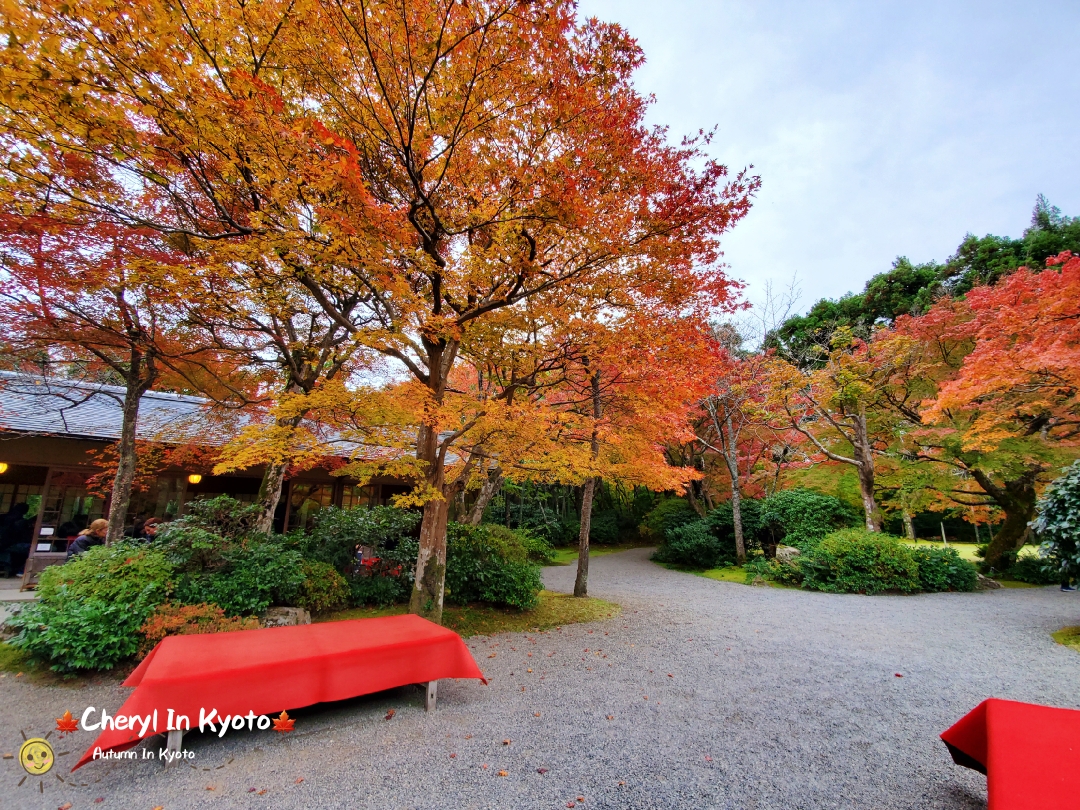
[56,710,79,736]
[272,711,295,733]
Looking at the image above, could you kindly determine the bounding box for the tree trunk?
[853,413,881,531]
[106,367,149,545]
[575,476,597,598]
[902,508,915,540]
[686,481,704,517]
[574,370,602,598]
[968,467,1040,570]
[466,466,503,525]
[255,461,289,534]
[723,413,746,564]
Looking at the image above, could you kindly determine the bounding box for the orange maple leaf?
[272,711,295,733]
[56,710,79,736]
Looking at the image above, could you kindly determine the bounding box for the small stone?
[261,607,311,627]
[775,545,801,563]
[976,573,1003,590]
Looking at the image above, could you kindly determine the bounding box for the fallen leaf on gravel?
[384,709,395,721]
[488,653,497,658]
[151,806,163,810]
[705,755,713,762]
[450,753,456,758]
[206,785,216,791]
[497,770,508,777]
[643,696,648,700]
[527,669,533,673]
[502,739,511,745]
[94,800,105,805]
[258,790,267,795]
[618,781,626,786]
[667,673,673,678]
[59,803,72,810]
[295,778,304,784]
[482,764,488,769]
[465,734,473,739]
[249,787,257,792]
[577,796,584,801]
[566,803,575,808]
[534,712,541,717]
[606,715,614,720]
[894,673,903,678]
[2,754,11,759]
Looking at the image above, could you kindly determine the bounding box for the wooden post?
[940,522,948,547]
[425,680,438,712]
[164,729,184,768]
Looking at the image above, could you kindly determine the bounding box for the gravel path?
[3,548,1080,809]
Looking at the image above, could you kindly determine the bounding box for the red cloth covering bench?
[74,614,486,771]
[941,698,1080,809]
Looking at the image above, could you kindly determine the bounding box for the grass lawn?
[547,544,650,566]
[317,590,620,637]
[1051,626,1080,652]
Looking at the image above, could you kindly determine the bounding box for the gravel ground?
[3,548,1080,810]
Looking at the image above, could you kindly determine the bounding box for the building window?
[287,483,335,532]
[341,484,378,510]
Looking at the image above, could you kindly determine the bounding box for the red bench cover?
[941,698,1080,809]
[75,614,486,770]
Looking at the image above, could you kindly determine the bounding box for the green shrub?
[703,499,764,551]
[154,496,262,573]
[1033,461,1080,583]
[742,555,804,586]
[36,542,174,605]
[10,542,176,673]
[587,511,621,545]
[800,529,920,594]
[8,596,148,674]
[1005,555,1059,585]
[347,572,409,607]
[760,489,860,550]
[651,520,735,569]
[295,560,350,613]
[175,543,306,616]
[640,498,698,542]
[292,505,421,572]
[445,523,543,610]
[483,524,555,565]
[911,546,978,592]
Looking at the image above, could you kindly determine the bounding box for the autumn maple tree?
[0,0,755,622]
[879,251,1080,567]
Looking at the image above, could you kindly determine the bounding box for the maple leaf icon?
[272,711,295,733]
[56,710,79,736]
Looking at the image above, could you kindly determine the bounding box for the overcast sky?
[577,0,1080,314]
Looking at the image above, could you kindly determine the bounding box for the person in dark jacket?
[66,519,108,559]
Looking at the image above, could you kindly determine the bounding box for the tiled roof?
[0,371,232,444]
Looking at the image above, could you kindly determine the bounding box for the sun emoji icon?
[10,730,77,794]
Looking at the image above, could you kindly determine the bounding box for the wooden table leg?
[164,729,184,768]
[425,680,438,711]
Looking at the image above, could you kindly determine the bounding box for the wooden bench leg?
[425,680,438,711]
[164,729,184,768]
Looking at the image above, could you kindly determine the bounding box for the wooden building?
[0,372,407,588]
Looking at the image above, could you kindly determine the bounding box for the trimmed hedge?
[799,530,921,595]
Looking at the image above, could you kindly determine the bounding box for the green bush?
[1005,555,1059,585]
[640,498,698,542]
[154,496,262,573]
[910,546,978,592]
[296,560,350,613]
[445,523,543,610]
[587,511,621,545]
[703,499,764,550]
[651,520,735,569]
[9,542,176,673]
[1033,461,1080,584]
[292,505,421,572]
[760,489,860,550]
[8,596,148,674]
[483,524,555,565]
[347,572,409,607]
[800,529,920,595]
[175,543,306,616]
[742,555,804,586]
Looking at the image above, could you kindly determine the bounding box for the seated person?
[0,503,33,576]
[136,517,161,542]
[66,519,108,559]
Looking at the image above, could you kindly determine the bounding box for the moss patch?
[547,545,647,567]
[1051,626,1080,652]
[318,590,620,638]
[698,566,748,584]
